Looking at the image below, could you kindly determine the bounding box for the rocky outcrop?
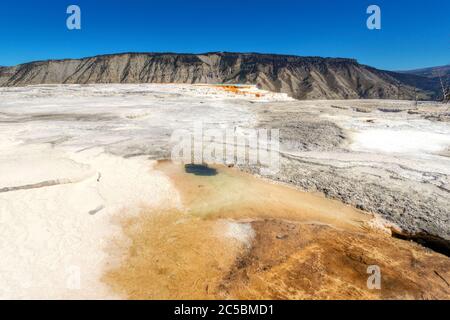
[0,52,441,100]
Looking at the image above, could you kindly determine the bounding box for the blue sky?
[0,0,448,70]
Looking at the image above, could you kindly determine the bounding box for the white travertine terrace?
[0,84,291,298]
[0,84,449,299]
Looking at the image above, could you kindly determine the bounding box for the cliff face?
[0,52,440,100]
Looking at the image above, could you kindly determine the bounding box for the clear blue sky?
[0,0,448,70]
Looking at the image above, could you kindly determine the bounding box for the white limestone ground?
[319,103,450,178]
[252,99,450,244]
[0,84,290,299]
[218,220,255,249]
[335,113,450,155]
[1,84,449,299]
[352,128,450,154]
[0,144,177,299]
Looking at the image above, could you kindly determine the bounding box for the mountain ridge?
[400,64,450,78]
[0,52,442,100]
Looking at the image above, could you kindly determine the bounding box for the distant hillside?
[401,65,450,78]
[0,52,441,100]
[399,65,449,100]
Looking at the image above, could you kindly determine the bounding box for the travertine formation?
[0,84,448,299]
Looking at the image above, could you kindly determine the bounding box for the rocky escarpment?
[0,52,441,100]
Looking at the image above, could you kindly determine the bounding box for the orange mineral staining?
[213,84,264,98]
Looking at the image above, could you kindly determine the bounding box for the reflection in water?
[102,161,450,300]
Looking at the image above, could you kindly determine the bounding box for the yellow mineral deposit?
[102,161,450,300]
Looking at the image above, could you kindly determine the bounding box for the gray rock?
[0,52,440,100]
